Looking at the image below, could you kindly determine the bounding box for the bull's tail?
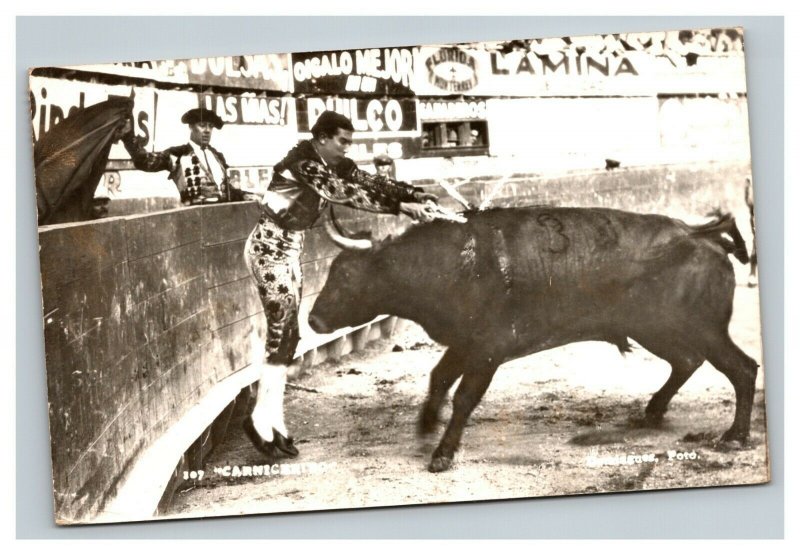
[690,211,749,264]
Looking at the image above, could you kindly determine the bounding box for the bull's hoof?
[641,411,665,428]
[428,455,453,473]
[243,417,299,461]
[715,438,748,452]
[720,428,749,445]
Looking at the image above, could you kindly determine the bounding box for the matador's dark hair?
[311,110,355,139]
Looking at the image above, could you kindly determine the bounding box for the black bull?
[309,207,758,472]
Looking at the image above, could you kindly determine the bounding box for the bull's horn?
[324,209,373,250]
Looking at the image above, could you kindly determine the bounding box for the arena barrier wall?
[38,159,751,522]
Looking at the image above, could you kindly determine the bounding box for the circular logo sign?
[425,48,479,92]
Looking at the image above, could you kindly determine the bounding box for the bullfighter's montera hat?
[181,107,224,129]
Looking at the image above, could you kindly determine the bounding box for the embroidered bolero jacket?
[123,136,244,205]
[262,140,420,231]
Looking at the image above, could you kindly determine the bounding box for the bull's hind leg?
[418,349,465,436]
[645,354,704,425]
[429,359,499,473]
[697,332,758,443]
[631,332,704,424]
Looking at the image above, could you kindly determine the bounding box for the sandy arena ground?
[165,278,769,521]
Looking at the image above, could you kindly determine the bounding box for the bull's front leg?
[429,360,499,473]
[419,349,465,436]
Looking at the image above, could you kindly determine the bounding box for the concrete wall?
[38,159,752,522]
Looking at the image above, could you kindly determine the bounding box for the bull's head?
[308,215,384,334]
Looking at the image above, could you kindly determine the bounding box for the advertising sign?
[412,45,649,96]
[29,75,157,158]
[296,96,418,135]
[346,137,420,162]
[292,47,416,95]
[69,54,293,92]
[199,92,291,126]
[412,44,746,97]
[228,166,273,193]
[295,97,420,160]
[418,98,488,121]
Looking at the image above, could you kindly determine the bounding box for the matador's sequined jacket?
[262,140,421,230]
[122,135,245,205]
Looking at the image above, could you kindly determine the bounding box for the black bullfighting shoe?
[242,416,299,460]
[272,430,299,458]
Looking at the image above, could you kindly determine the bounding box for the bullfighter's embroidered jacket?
[123,136,244,205]
[261,140,420,230]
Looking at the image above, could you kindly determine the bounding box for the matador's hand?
[399,202,436,223]
[112,118,134,143]
[413,191,439,203]
[400,201,467,223]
